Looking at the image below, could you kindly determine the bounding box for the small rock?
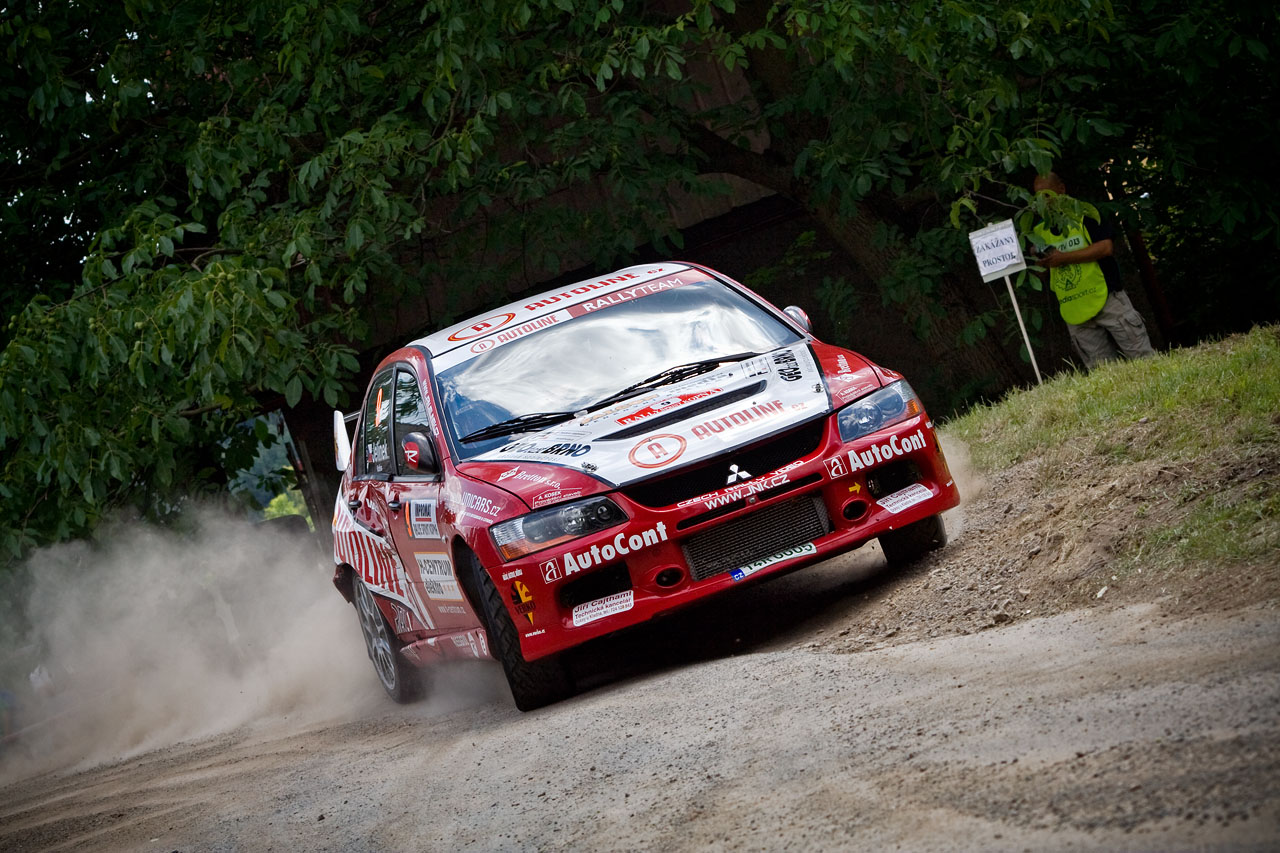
[1096,586,1108,599]
[1138,416,1149,424]
[1028,546,1041,557]
[318,814,325,822]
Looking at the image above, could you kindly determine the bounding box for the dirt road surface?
[2,447,1278,852]
[2,546,1277,852]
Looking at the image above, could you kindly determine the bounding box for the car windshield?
[435,277,803,459]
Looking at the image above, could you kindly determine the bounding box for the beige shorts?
[1066,290,1155,369]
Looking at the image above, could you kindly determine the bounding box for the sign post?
[968,219,1042,385]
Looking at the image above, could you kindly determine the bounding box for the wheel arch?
[332,562,357,603]
[450,536,488,626]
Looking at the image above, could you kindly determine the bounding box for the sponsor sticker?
[523,272,643,312]
[691,400,785,440]
[462,492,500,518]
[836,354,852,375]
[499,439,591,458]
[558,523,669,578]
[524,628,547,638]
[628,433,687,468]
[876,483,933,514]
[730,542,818,582]
[531,487,584,509]
[824,456,849,479]
[540,557,562,583]
[616,389,721,426]
[414,553,463,601]
[447,312,517,342]
[677,462,802,510]
[743,356,771,378]
[565,273,694,317]
[847,428,927,472]
[501,568,523,581]
[772,349,802,382]
[403,441,421,469]
[407,499,440,538]
[571,590,635,627]
[510,580,536,625]
[833,381,877,405]
[438,604,466,615]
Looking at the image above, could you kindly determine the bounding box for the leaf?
[285,375,303,408]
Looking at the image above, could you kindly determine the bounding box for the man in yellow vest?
[1031,172,1155,368]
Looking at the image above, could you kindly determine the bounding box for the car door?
[382,366,474,631]
[346,369,418,629]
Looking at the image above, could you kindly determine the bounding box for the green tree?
[2,0,1275,562]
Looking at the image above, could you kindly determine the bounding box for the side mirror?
[333,410,352,471]
[783,305,812,333]
[401,432,439,475]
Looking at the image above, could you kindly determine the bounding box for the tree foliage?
[2,0,1275,561]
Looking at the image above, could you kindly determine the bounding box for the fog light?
[842,500,868,521]
[655,568,684,588]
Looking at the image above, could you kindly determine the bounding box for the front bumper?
[504,412,959,661]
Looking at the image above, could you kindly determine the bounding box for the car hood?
[457,343,878,498]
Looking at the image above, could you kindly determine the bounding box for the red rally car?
[331,262,960,710]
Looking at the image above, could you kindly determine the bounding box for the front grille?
[622,417,827,508]
[681,495,832,581]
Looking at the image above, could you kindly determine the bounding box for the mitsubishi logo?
[726,464,752,485]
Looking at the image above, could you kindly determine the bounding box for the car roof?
[411,262,697,358]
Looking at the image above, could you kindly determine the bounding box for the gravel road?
[2,547,1277,852]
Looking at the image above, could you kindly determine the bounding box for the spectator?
[1030,172,1155,368]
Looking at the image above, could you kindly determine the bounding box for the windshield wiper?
[581,351,762,414]
[459,352,762,443]
[459,410,577,443]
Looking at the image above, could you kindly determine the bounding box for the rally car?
[331,262,959,710]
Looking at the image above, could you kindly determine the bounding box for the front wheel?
[352,576,424,704]
[464,551,573,712]
[879,513,947,566]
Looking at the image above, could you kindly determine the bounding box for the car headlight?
[837,380,923,443]
[491,495,628,561]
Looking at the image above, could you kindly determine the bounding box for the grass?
[945,325,1280,579]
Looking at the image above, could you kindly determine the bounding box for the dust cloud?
[937,432,986,541]
[0,509,382,782]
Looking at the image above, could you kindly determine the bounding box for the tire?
[352,576,424,704]
[879,513,947,566]
[463,551,574,712]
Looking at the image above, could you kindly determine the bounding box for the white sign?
[968,219,1026,283]
[571,590,634,627]
[876,483,934,514]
